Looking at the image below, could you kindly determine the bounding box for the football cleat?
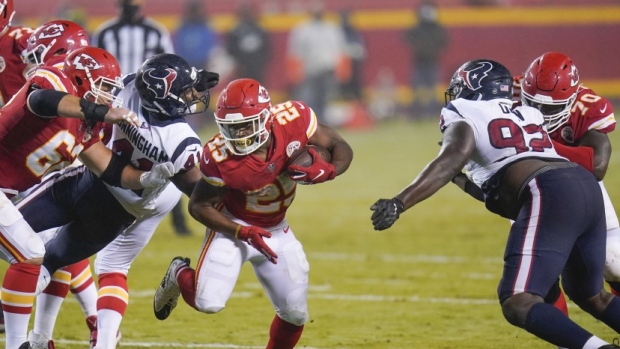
[26,331,55,349]
[153,256,190,320]
[86,315,122,349]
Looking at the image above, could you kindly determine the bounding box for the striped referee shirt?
[92,17,175,75]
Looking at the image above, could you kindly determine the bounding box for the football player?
[370,59,620,349]
[0,30,174,349]
[17,53,219,349]
[152,78,353,349]
[0,0,32,107]
[0,0,33,333]
[519,51,619,294]
[26,43,128,349]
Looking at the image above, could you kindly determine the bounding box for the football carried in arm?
[287,145,332,168]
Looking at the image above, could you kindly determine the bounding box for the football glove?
[370,198,405,231]
[236,225,278,264]
[195,70,220,92]
[288,148,336,185]
[139,162,175,188]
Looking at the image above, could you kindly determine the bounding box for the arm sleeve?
[26,89,67,117]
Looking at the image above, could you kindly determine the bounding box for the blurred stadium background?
[7,1,620,348]
[15,0,620,118]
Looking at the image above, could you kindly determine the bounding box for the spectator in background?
[92,0,174,75]
[403,1,448,119]
[286,0,348,125]
[225,1,270,82]
[338,10,366,102]
[174,0,218,133]
[93,0,191,237]
[174,0,217,71]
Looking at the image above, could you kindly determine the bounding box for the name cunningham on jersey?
[117,121,169,163]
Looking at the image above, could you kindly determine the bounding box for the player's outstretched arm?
[79,142,174,189]
[27,89,140,126]
[370,122,475,231]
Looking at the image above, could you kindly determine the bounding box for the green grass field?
[6,118,620,348]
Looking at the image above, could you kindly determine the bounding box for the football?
[287,145,332,168]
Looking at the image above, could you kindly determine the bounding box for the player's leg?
[66,259,99,335]
[500,168,612,348]
[563,194,620,334]
[252,225,308,349]
[599,182,620,295]
[93,187,177,349]
[154,229,246,320]
[0,192,46,349]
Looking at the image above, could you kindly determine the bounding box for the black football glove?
[195,70,220,92]
[370,198,405,231]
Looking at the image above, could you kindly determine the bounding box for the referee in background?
[92,0,174,77]
[92,0,192,236]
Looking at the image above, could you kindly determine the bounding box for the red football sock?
[66,259,95,293]
[2,262,39,313]
[266,315,304,349]
[177,266,196,308]
[552,289,569,316]
[97,273,128,316]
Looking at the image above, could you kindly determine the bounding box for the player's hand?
[105,107,140,127]
[139,162,175,188]
[195,70,220,91]
[370,198,405,231]
[288,148,336,185]
[236,225,278,264]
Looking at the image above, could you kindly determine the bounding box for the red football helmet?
[64,47,124,106]
[0,0,15,34]
[214,78,272,155]
[521,52,580,133]
[23,20,90,68]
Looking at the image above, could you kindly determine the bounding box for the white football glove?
[139,162,175,188]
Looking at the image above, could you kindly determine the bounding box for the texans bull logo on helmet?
[142,68,178,99]
[70,53,102,71]
[460,61,494,91]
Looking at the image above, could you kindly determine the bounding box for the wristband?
[234,225,242,239]
[79,98,109,123]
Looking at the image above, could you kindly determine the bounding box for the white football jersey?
[105,76,201,217]
[440,98,566,187]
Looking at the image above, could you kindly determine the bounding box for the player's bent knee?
[23,228,45,260]
[605,240,620,282]
[194,300,225,314]
[279,309,308,326]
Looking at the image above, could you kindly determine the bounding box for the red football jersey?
[513,75,616,144]
[200,100,319,227]
[0,26,33,106]
[0,66,102,194]
[551,86,616,145]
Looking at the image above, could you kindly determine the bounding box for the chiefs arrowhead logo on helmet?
[142,68,178,99]
[569,64,579,87]
[39,23,65,39]
[257,85,270,103]
[461,61,494,91]
[71,53,102,71]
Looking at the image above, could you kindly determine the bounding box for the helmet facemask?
[216,108,271,155]
[81,67,125,107]
[521,90,576,133]
[444,75,465,104]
